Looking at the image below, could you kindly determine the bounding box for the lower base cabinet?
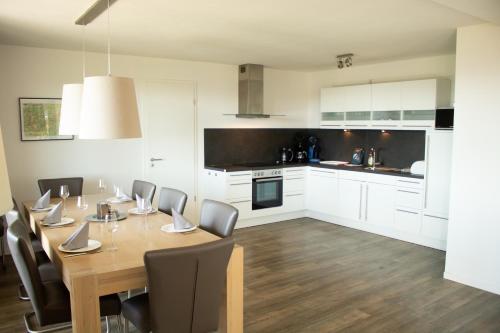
[307,169,338,216]
[395,209,421,233]
[337,179,363,221]
[421,215,448,241]
[284,193,305,211]
[365,183,395,226]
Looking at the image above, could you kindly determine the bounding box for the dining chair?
[0,216,5,270]
[38,177,84,198]
[157,187,188,216]
[199,199,239,238]
[122,238,235,333]
[7,217,123,333]
[131,180,156,203]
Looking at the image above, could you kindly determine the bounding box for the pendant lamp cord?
[107,0,111,76]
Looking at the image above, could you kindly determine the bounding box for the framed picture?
[19,97,74,141]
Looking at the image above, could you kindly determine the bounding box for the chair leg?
[24,312,72,333]
[18,284,30,301]
[116,315,123,333]
[124,318,129,333]
[1,235,5,270]
[106,316,110,333]
[127,290,132,298]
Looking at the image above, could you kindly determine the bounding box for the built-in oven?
[252,169,283,210]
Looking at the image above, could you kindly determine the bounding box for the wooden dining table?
[23,193,243,333]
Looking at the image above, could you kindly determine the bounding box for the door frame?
[138,78,199,212]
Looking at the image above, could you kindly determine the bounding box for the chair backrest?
[131,180,156,203]
[158,187,188,216]
[12,197,28,224]
[145,238,234,333]
[6,217,46,323]
[199,199,238,238]
[38,177,83,198]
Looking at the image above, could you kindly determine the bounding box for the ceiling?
[0,0,496,70]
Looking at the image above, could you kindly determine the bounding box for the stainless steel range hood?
[224,64,285,118]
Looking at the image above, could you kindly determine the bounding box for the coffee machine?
[307,136,320,163]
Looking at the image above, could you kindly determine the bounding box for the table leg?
[220,246,244,333]
[70,273,101,333]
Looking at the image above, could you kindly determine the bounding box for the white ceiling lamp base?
[59,83,83,135]
[79,76,141,139]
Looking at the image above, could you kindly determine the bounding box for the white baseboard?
[236,210,306,229]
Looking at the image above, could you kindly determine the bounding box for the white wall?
[0,45,310,203]
[444,24,500,295]
[307,54,456,126]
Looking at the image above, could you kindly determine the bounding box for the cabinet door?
[321,87,346,113]
[424,131,453,218]
[400,79,437,110]
[337,179,363,221]
[365,183,395,226]
[343,84,371,112]
[307,172,338,215]
[371,82,401,111]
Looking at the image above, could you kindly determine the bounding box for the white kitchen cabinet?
[320,87,346,113]
[395,209,422,233]
[421,214,448,241]
[307,168,338,216]
[424,130,453,218]
[343,84,371,112]
[400,79,437,110]
[337,178,364,221]
[371,82,401,111]
[365,182,395,227]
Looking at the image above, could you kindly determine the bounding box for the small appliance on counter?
[410,160,425,175]
[295,142,308,163]
[280,147,294,163]
[307,136,320,163]
[351,148,365,165]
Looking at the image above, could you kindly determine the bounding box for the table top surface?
[24,193,221,280]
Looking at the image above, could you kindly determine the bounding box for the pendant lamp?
[79,0,141,139]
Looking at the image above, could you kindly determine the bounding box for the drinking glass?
[60,185,70,214]
[77,195,88,210]
[105,213,119,251]
[98,179,107,193]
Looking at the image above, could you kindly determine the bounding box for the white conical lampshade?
[79,76,142,139]
[59,83,83,135]
[0,127,12,215]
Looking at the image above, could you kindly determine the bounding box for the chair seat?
[39,280,122,326]
[39,262,60,282]
[122,293,151,333]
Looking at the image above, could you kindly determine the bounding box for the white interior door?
[140,80,197,220]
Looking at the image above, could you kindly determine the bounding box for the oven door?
[252,177,283,210]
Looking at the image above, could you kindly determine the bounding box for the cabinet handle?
[397,189,420,194]
[424,214,448,220]
[396,209,419,215]
[397,179,420,184]
[229,182,251,186]
[365,184,369,221]
[424,134,430,209]
[285,193,303,197]
[229,199,251,204]
[358,183,363,220]
[285,177,304,180]
[229,173,252,177]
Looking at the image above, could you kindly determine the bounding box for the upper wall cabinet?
[320,78,451,129]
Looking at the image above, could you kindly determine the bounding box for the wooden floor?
[1,218,500,332]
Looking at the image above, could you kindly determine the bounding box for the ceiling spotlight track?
[336,53,354,69]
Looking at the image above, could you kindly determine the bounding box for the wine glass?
[98,179,107,193]
[105,213,119,251]
[77,195,88,210]
[60,185,70,214]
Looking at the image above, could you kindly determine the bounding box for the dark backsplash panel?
[204,128,425,169]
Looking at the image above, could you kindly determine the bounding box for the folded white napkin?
[61,222,89,250]
[136,194,152,212]
[33,190,51,209]
[172,209,194,230]
[43,201,62,224]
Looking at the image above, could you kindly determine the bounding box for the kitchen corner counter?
[205,162,424,179]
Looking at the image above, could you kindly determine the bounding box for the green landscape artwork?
[19,98,73,141]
